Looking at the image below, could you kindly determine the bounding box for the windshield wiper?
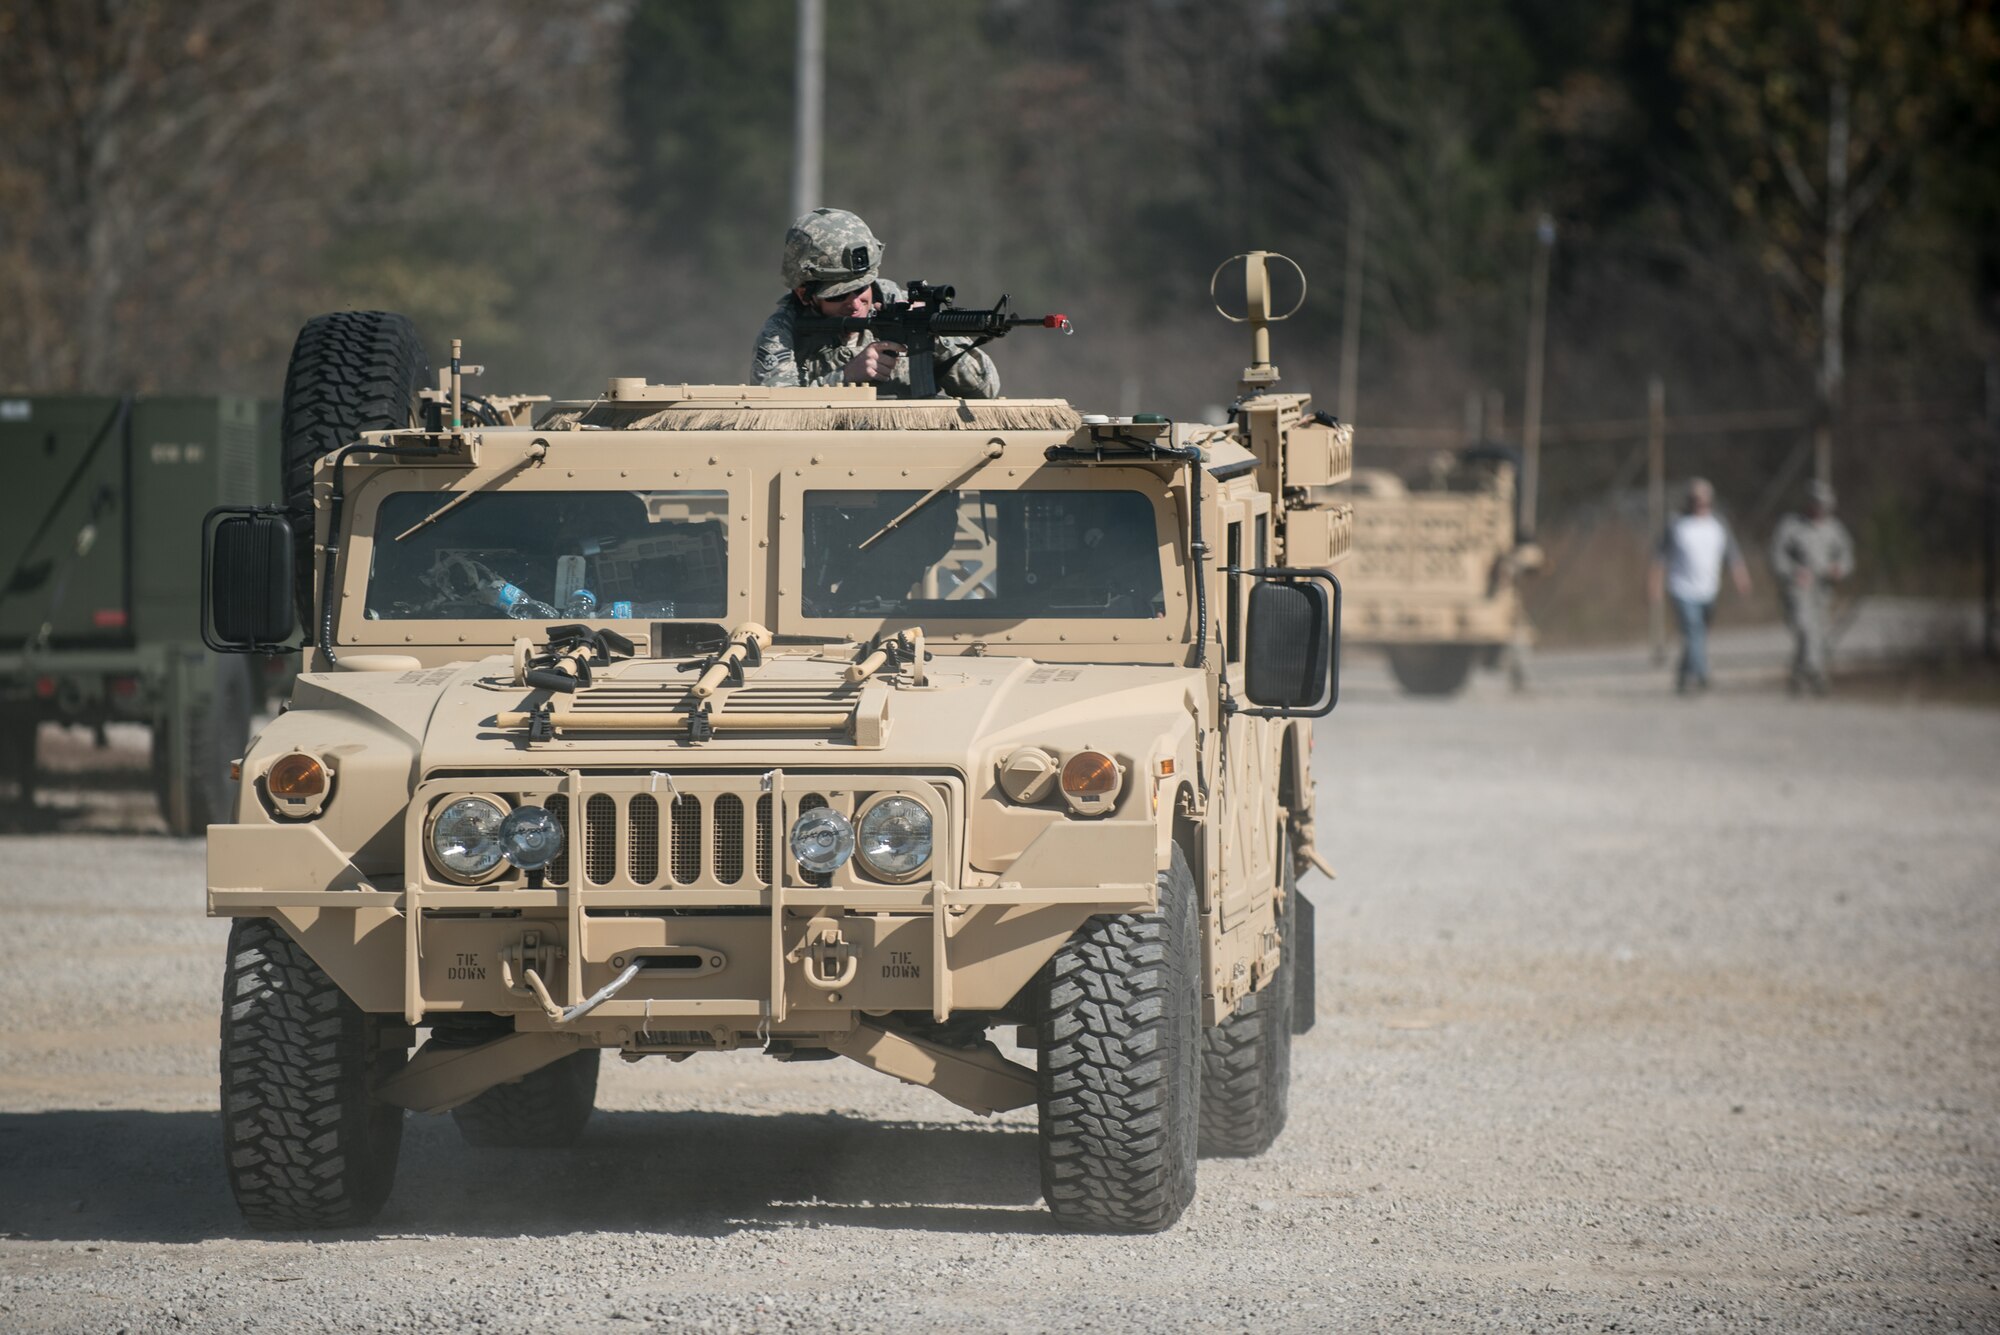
[856,440,1005,552]
[392,440,547,542]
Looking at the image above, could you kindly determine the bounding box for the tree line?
[3,0,1994,574]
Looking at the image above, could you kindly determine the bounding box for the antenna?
[1211,251,1307,394]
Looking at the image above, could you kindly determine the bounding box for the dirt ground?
[1,654,1996,1332]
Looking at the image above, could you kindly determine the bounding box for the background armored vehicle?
[202,257,1349,1233]
[1342,445,1540,696]
[0,394,288,832]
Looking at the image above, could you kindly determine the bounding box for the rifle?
[795,281,1071,398]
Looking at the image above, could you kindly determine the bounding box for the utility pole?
[1986,354,1998,662]
[1814,75,1851,490]
[1338,197,1366,424]
[1647,375,1667,665]
[789,0,824,222]
[1521,212,1556,539]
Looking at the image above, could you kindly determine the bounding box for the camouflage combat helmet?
[782,208,882,298]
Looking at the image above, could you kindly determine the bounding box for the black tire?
[280,311,430,633]
[221,918,407,1229]
[153,654,254,835]
[1292,877,1318,1036]
[1034,844,1201,1233]
[1387,644,1478,696]
[1198,838,1295,1158]
[451,1048,601,1148]
[0,710,37,806]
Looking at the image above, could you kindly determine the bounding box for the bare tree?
[1673,0,2000,482]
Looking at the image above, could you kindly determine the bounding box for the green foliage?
[619,2,795,288]
[1265,0,1545,328]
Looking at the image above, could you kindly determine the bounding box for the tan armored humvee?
[201,253,1350,1234]
[1343,447,1540,695]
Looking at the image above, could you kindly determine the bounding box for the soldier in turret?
[751,208,1000,399]
[1769,479,1854,696]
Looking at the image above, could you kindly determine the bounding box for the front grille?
[542,783,773,890]
[755,794,772,884]
[713,793,744,883]
[456,775,945,893]
[672,795,703,882]
[585,794,617,884]
[630,794,660,883]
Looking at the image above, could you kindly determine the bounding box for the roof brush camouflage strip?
[546,401,1081,432]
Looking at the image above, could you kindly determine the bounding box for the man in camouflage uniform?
[1769,479,1854,695]
[752,208,1001,398]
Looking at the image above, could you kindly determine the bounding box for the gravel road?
[2,659,1996,1332]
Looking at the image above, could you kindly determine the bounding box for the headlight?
[430,796,507,880]
[499,804,564,871]
[789,806,855,874]
[855,795,933,881]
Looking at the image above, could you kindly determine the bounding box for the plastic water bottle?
[488,576,556,620]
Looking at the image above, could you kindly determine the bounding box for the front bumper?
[208,768,1159,1039]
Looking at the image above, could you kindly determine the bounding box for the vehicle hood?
[375,652,1203,776]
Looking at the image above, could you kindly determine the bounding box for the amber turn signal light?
[267,753,327,797]
[1061,750,1120,795]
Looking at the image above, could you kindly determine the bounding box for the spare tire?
[280,312,430,634]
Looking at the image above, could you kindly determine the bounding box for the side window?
[1225,520,1243,664]
[1255,513,1269,569]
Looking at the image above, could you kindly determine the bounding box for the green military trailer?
[0,394,284,833]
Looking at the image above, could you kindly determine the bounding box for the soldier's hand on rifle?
[842,341,906,384]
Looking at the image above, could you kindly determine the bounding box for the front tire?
[451,1049,600,1148]
[1034,845,1201,1233]
[221,919,407,1229]
[1198,838,1296,1158]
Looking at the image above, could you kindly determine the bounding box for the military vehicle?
[0,394,284,833]
[1343,446,1540,695]
[201,253,1349,1234]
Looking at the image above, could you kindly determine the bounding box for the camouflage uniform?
[752,207,1000,399]
[1769,484,1854,694]
[753,279,1001,399]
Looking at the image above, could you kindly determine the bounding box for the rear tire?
[280,311,430,634]
[155,654,253,835]
[451,1049,601,1148]
[221,919,407,1229]
[0,710,37,806]
[1387,644,1477,696]
[1034,845,1201,1233]
[1198,838,1296,1158]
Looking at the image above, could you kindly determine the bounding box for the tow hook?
[790,916,859,990]
[500,930,641,1026]
[498,930,556,993]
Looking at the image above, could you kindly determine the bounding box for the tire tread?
[221,919,405,1228]
[1035,847,1200,1233]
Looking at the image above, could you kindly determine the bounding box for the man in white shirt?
[1648,477,1752,694]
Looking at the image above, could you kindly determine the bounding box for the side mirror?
[1238,568,1341,717]
[203,508,298,653]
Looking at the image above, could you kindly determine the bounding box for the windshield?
[365,490,729,621]
[801,489,1166,619]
